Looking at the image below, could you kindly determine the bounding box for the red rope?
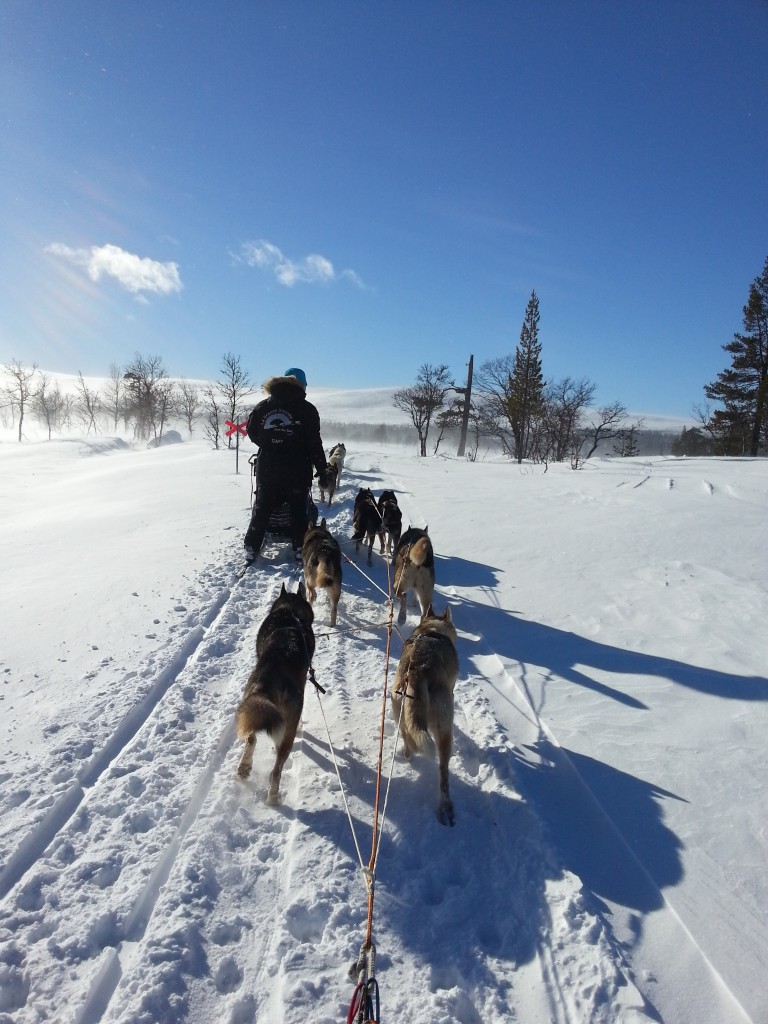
[364,556,394,947]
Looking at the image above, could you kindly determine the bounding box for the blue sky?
[1,1,766,418]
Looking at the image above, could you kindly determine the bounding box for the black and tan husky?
[393,525,434,624]
[392,605,459,826]
[351,487,382,566]
[317,462,339,505]
[302,518,342,627]
[235,582,315,804]
[377,489,402,554]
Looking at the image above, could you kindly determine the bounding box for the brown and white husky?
[392,605,459,826]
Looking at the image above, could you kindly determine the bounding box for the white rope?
[308,520,409,899]
[342,550,391,600]
[313,619,391,640]
[372,683,407,871]
[370,546,407,869]
[311,685,368,880]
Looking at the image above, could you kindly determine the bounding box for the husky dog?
[392,605,459,826]
[235,583,315,804]
[328,442,347,484]
[351,487,383,566]
[394,525,434,624]
[377,489,402,554]
[302,518,342,627]
[318,463,339,505]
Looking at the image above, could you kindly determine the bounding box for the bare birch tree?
[177,379,202,437]
[123,353,169,441]
[33,372,68,439]
[102,363,125,432]
[473,355,516,458]
[2,359,39,442]
[74,372,101,435]
[202,383,224,449]
[582,402,643,461]
[217,353,254,448]
[393,363,454,456]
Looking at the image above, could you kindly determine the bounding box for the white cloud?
[239,239,364,288]
[340,268,366,289]
[46,242,182,297]
[241,240,283,270]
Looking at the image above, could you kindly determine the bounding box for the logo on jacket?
[263,410,295,433]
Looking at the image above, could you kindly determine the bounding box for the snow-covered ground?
[0,426,766,1024]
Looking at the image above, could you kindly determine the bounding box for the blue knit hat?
[284,367,307,388]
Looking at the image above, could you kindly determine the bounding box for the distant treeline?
[323,419,682,458]
[0,356,704,460]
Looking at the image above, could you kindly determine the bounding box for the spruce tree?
[704,256,768,456]
[506,291,544,463]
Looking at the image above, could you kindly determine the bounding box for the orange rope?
[364,555,395,948]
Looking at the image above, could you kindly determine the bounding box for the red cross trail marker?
[225,420,249,474]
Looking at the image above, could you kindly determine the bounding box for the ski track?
[0,557,273,1023]
[1,460,742,1024]
[616,467,760,506]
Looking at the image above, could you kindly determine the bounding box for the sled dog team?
[235,445,459,826]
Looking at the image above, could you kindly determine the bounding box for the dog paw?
[437,800,455,827]
[236,764,252,780]
[266,789,280,806]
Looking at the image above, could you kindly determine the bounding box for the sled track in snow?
[0,557,292,1023]
[73,716,238,1024]
[0,466,398,1024]
[0,579,241,902]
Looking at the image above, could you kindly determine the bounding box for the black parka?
[246,376,327,491]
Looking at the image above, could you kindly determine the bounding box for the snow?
[0,415,766,1024]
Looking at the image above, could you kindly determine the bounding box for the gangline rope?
[309,540,406,1024]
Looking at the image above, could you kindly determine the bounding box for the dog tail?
[402,686,437,760]
[236,693,285,742]
[351,512,365,541]
[408,536,432,567]
[315,557,338,589]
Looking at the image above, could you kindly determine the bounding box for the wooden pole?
[456,354,473,457]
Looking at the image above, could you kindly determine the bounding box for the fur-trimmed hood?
[262,374,306,395]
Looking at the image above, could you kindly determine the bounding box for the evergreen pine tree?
[613,426,640,457]
[672,427,713,456]
[506,291,544,463]
[704,256,768,456]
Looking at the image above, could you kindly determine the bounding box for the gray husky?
[302,518,342,626]
[393,525,434,624]
[392,605,459,826]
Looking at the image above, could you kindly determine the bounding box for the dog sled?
[248,453,318,543]
[264,491,318,541]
